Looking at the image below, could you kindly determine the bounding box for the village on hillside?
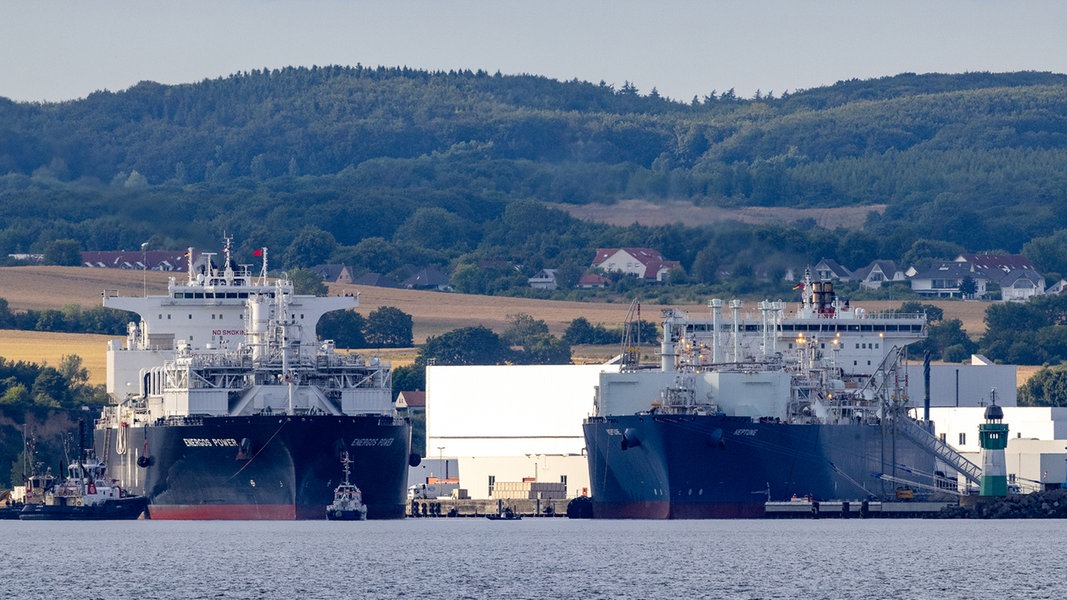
[67,247,1057,302]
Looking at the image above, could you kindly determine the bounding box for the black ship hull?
[97,415,411,520]
[19,497,147,520]
[583,414,939,519]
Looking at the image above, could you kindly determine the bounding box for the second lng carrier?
[95,241,414,519]
[583,275,981,518]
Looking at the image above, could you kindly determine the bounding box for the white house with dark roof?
[813,258,852,282]
[909,262,989,298]
[997,269,1046,302]
[851,260,905,290]
[310,263,354,284]
[591,248,680,283]
[528,268,558,290]
[954,253,1045,301]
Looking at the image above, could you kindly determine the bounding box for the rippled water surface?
[3,518,1063,599]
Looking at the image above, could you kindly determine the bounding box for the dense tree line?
[1,69,1067,297]
[0,298,130,335]
[0,354,107,410]
[6,67,1067,398]
[317,306,414,349]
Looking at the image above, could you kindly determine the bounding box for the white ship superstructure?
[676,277,926,378]
[101,240,393,422]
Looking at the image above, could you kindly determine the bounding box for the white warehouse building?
[424,362,619,500]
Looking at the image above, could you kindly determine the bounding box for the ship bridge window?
[194,293,204,299]
[959,433,966,445]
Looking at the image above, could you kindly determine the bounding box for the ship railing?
[856,311,926,320]
[895,416,982,485]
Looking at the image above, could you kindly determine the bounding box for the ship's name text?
[183,438,238,447]
[733,429,758,436]
[350,438,395,447]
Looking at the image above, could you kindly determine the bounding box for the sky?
[2,1,1067,103]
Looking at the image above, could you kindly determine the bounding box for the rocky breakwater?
[941,489,1067,518]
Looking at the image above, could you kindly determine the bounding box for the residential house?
[909,262,989,298]
[351,272,399,288]
[396,390,426,457]
[955,253,1045,301]
[397,390,425,412]
[403,266,452,291]
[812,258,852,282]
[851,260,905,290]
[528,268,558,290]
[578,273,610,288]
[309,263,354,284]
[1046,279,1067,295]
[591,248,680,283]
[998,269,1046,302]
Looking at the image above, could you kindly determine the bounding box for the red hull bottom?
[594,501,766,519]
[147,504,298,520]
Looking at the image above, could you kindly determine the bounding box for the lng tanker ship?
[95,240,414,519]
[583,276,976,518]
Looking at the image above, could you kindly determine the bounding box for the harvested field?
[0,266,1000,386]
[0,330,119,386]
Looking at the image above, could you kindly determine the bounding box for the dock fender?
[707,428,725,449]
[621,428,641,450]
[408,453,422,467]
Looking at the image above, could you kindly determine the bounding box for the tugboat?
[1,428,50,519]
[325,452,367,521]
[20,427,147,520]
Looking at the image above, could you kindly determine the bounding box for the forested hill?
[1,67,1066,283]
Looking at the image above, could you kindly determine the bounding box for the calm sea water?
[2,518,1063,599]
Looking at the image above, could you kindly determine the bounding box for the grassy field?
[0,266,1004,387]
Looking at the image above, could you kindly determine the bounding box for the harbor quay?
[407,497,571,518]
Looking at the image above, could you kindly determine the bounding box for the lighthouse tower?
[979,400,1009,496]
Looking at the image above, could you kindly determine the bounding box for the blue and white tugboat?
[325,452,367,521]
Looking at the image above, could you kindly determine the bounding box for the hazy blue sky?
[3,1,1066,103]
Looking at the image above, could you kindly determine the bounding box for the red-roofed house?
[591,248,680,283]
